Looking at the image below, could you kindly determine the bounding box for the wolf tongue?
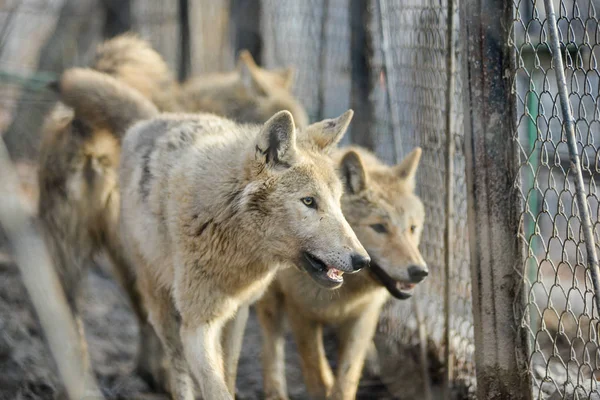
[327,267,344,280]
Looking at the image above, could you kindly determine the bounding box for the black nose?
[350,254,370,273]
[408,265,429,283]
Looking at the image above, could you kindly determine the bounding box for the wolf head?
[238,50,309,129]
[243,109,369,289]
[337,147,428,299]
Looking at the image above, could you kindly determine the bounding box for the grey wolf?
[37,33,309,393]
[178,49,309,128]
[52,66,369,399]
[256,146,428,399]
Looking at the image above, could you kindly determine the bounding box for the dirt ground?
[0,249,399,400]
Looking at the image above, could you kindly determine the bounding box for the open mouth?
[369,261,415,300]
[299,251,345,289]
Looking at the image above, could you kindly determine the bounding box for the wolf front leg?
[330,307,381,400]
[181,318,233,400]
[222,304,250,394]
[137,273,194,400]
[175,256,235,399]
[256,286,289,400]
[287,303,334,400]
[103,227,167,392]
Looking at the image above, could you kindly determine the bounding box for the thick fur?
[37,33,310,393]
[117,98,368,399]
[178,50,309,128]
[93,33,180,112]
[38,35,180,391]
[256,147,428,400]
[38,68,161,387]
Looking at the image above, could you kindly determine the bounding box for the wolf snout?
[350,253,370,273]
[407,265,429,283]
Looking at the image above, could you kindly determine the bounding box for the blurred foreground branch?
[0,138,104,400]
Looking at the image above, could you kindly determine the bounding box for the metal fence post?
[462,0,532,398]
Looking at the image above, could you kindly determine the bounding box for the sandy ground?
[0,251,398,400]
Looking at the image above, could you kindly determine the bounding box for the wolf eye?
[410,225,417,234]
[301,197,316,208]
[370,223,388,234]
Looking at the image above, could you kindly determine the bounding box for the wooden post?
[462,0,532,398]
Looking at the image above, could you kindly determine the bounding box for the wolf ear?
[271,66,296,91]
[239,50,295,94]
[256,110,297,167]
[340,150,367,194]
[239,49,272,97]
[394,147,422,191]
[239,50,264,95]
[303,109,354,152]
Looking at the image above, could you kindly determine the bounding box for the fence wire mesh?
[261,1,476,398]
[261,0,352,125]
[367,1,475,398]
[512,0,600,398]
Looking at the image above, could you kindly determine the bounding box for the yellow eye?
[301,197,316,208]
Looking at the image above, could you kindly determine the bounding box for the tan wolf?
[256,146,428,400]
[178,49,309,128]
[37,33,309,392]
[53,67,370,400]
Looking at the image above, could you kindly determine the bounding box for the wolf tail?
[92,33,179,111]
[52,68,158,139]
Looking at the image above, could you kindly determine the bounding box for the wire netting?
[260,1,475,398]
[512,0,600,398]
[261,0,352,125]
[366,1,475,398]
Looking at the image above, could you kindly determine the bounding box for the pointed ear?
[239,49,268,96]
[340,150,368,194]
[234,54,245,73]
[256,110,297,167]
[303,109,353,152]
[271,66,296,91]
[239,49,257,67]
[394,147,422,190]
[238,50,269,96]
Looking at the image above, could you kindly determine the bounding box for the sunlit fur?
[37,33,310,392]
[178,50,309,128]
[117,96,367,399]
[256,146,427,400]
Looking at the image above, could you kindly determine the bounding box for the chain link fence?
[259,1,476,398]
[512,0,600,398]
[366,0,475,398]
